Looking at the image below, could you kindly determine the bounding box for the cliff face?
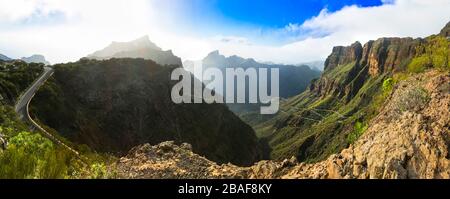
[251,23,449,163]
[116,70,450,179]
[30,58,262,166]
[313,37,422,100]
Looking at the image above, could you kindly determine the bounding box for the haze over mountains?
[184,50,321,115]
[87,36,182,66]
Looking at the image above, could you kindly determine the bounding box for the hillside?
[29,58,263,166]
[0,60,90,179]
[116,69,449,179]
[248,23,450,162]
[87,36,182,66]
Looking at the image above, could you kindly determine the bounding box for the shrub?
[408,36,449,73]
[89,163,110,179]
[408,56,430,73]
[382,78,394,93]
[0,132,71,179]
[347,121,368,144]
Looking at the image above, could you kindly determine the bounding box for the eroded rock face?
[363,38,420,76]
[116,71,450,179]
[324,42,363,71]
[313,37,422,99]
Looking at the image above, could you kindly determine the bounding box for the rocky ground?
[115,70,449,179]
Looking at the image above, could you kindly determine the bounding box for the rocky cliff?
[115,70,449,179]
[244,22,450,163]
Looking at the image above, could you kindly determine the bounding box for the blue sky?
[0,0,449,64]
[151,0,384,44]
[203,0,383,28]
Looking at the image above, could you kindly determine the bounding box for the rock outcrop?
[313,37,422,99]
[116,71,449,179]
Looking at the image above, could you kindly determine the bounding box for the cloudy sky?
[0,0,449,64]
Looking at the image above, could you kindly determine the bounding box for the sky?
[0,0,449,64]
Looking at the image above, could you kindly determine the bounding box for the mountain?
[87,36,182,66]
[248,22,450,163]
[196,51,321,114]
[117,70,450,179]
[115,23,450,179]
[21,54,50,65]
[0,54,11,61]
[29,58,263,166]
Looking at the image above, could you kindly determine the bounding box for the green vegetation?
[347,121,368,144]
[0,131,73,178]
[0,60,43,104]
[396,87,430,113]
[408,36,449,73]
[0,60,114,179]
[382,78,394,93]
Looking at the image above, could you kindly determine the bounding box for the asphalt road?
[14,66,82,157]
[15,66,54,120]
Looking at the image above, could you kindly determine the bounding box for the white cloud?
[0,0,449,64]
[213,0,450,64]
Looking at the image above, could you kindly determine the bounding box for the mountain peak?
[20,54,50,65]
[87,36,182,66]
[208,50,221,56]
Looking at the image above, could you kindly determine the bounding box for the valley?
[0,18,448,179]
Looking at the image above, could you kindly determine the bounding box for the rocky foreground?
[115,71,449,179]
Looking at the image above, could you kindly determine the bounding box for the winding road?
[14,66,81,157]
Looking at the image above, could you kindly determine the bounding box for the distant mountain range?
[0,54,11,61]
[21,54,50,65]
[185,51,321,114]
[0,53,50,65]
[298,60,325,71]
[87,36,182,66]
